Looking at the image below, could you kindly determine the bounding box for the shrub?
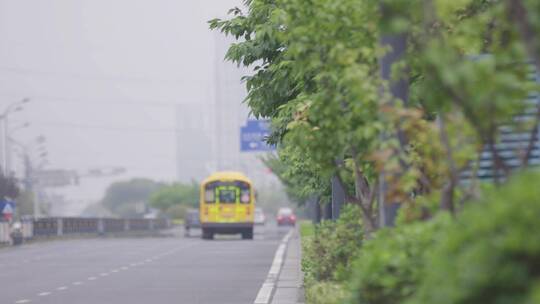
[306,281,348,304]
[302,204,363,285]
[347,214,451,304]
[407,171,540,304]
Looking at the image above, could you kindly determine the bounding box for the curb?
[271,228,305,304]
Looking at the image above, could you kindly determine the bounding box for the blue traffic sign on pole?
[240,120,276,152]
[0,199,15,221]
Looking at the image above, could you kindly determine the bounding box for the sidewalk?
[271,228,305,304]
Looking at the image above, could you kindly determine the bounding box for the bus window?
[205,182,217,203]
[238,181,251,204]
[240,189,250,203]
[205,189,215,203]
[218,188,236,204]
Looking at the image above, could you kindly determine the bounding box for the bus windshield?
[204,181,251,204]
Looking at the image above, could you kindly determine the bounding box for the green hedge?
[306,281,348,304]
[346,171,540,304]
[302,204,363,284]
[407,171,540,304]
[347,215,450,304]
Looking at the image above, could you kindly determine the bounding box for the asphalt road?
[0,224,290,304]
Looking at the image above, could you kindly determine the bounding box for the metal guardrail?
[32,218,58,236]
[0,217,171,244]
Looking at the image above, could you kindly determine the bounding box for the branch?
[438,115,458,213]
[350,147,371,201]
[426,64,483,134]
[506,0,540,72]
[486,128,511,183]
[438,115,459,181]
[417,169,433,194]
[521,101,540,167]
[367,178,379,213]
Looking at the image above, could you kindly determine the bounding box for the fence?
[0,217,171,243]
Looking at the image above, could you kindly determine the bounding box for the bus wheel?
[242,228,253,240]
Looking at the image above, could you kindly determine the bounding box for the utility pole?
[22,153,40,218]
[378,6,409,227]
[3,115,9,175]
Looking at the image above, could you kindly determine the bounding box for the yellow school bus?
[199,171,255,239]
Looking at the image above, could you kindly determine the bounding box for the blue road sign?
[0,199,15,215]
[240,120,276,152]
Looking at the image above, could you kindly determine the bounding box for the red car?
[276,207,296,226]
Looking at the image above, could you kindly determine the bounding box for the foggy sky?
[0,0,245,210]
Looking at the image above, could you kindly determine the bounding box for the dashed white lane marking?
[253,230,293,304]
[8,245,192,304]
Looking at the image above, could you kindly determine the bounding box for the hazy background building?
[176,32,278,188]
[0,0,287,217]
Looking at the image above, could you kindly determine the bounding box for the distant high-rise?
[176,32,277,187]
[176,103,213,182]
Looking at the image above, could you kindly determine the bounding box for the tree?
[408,0,535,212]
[15,190,35,217]
[149,181,199,219]
[211,0,540,235]
[101,178,162,218]
[211,0,383,234]
[0,172,19,199]
[262,147,330,206]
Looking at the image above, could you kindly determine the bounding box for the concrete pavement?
[0,224,293,304]
[270,228,304,304]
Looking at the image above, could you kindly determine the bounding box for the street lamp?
[10,122,30,134]
[1,98,31,175]
[9,135,46,218]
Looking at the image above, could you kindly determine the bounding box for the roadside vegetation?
[83,179,199,220]
[149,182,199,219]
[89,178,293,221]
[212,0,540,303]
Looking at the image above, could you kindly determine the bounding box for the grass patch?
[299,220,315,238]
